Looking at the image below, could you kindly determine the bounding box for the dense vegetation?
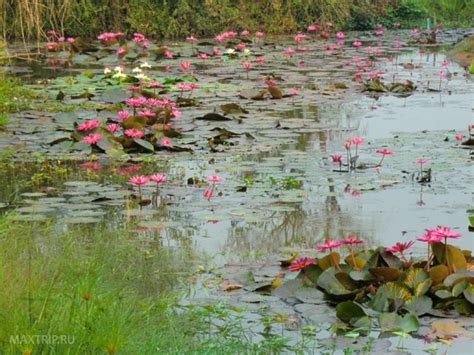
[1,0,473,40]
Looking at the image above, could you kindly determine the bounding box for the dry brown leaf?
[429,321,467,339]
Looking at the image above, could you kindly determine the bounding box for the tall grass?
[0,214,200,353]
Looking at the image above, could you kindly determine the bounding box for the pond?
[1,28,473,354]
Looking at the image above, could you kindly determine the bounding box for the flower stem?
[329,248,342,272]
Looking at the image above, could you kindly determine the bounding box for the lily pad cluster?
[285,226,473,335]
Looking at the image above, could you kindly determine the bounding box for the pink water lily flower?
[160,137,173,146]
[78,119,100,131]
[240,30,249,36]
[316,240,343,251]
[255,31,264,38]
[352,137,363,145]
[237,43,246,50]
[242,61,252,70]
[254,56,265,63]
[117,111,129,121]
[438,70,447,78]
[82,133,103,144]
[385,241,415,253]
[207,175,223,183]
[289,257,315,272]
[179,61,191,71]
[148,81,164,88]
[336,32,345,39]
[212,48,222,56]
[129,175,149,186]
[343,235,364,245]
[203,188,213,200]
[126,96,147,107]
[197,53,210,60]
[283,48,295,56]
[107,123,121,133]
[376,149,393,155]
[289,87,298,96]
[416,158,428,165]
[331,154,342,163]
[352,41,362,47]
[186,35,197,42]
[432,225,461,239]
[149,173,167,183]
[124,128,144,138]
[455,133,464,141]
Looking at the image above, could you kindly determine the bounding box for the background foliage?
[0,0,473,40]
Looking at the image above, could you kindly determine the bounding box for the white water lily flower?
[103,68,111,74]
[140,62,151,69]
[226,48,235,55]
[243,49,251,57]
[113,66,123,72]
[135,74,149,80]
[112,72,126,79]
[132,67,142,73]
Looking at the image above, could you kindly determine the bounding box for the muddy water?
[1,36,473,259]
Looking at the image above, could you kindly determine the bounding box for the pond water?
[1,29,473,353]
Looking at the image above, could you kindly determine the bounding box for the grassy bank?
[0,0,472,41]
[0,215,199,353]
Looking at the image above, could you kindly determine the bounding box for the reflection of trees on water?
[223,183,374,259]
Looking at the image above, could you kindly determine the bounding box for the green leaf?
[134,138,154,152]
[429,265,449,285]
[402,268,428,289]
[317,267,357,297]
[368,292,387,312]
[432,243,467,270]
[435,289,453,299]
[400,314,420,333]
[369,267,401,282]
[463,284,474,304]
[453,299,474,315]
[443,271,474,287]
[377,282,412,302]
[378,312,401,333]
[297,264,323,285]
[318,252,340,270]
[452,280,468,297]
[336,301,366,323]
[378,313,419,333]
[415,279,432,297]
[404,296,433,316]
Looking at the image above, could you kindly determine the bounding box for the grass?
[0,214,200,353]
[0,211,328,353]
[0,74,37,113]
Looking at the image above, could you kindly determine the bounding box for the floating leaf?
[317,267,357,297]
[268,86,283,99]
[220,103,248,115]
[196,113,231,121]
[430,321,467,340]
[404,296,433,316]
[453,299,474,315]
[336,301,366,323]
[134,138,154,152]
[369,267,401,282]
[378,313,419,333]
